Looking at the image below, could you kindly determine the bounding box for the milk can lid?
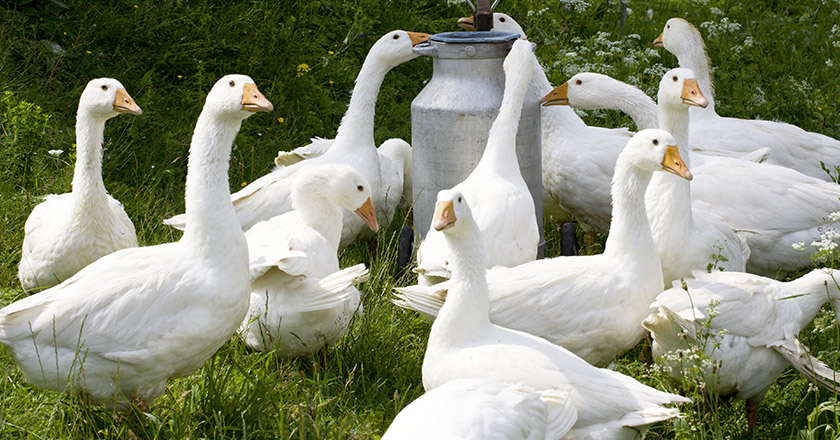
[429,31,519,44]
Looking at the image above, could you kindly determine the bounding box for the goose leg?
[746,400,759,429]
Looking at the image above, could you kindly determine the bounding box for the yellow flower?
[177,75,183,79]
[296,63,311,77]
[134,4,138,8]
[818,107,823,111]
[277,117,285,123]
[329,80,334,85]
[328,50,334,55]
[241,181,248,187]
[85,50,92,54]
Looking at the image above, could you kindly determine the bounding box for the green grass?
[1,0,840,438]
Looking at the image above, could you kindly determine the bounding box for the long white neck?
[71,111,109,214]
[674,34,716,112]
[786,270,840,330]
[600,81,659,130]
[604,155,658,259]
[181,110,246,258]
[429,220,492,344]
[475,58,532,176]
[291,188,343,252]
[531,69,588,133]
[332,55,390,149]
[646,103,694,250]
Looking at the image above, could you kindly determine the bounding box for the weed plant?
[1,0,839,438]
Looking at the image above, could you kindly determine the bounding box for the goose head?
[657,68,707,110]
[292,164,379,233]
[79,78,142,120]
[431,189,475,235]
[371,30,431,68]
[457,12,526,39]
[204,74,273,120]
[623,129,692,180]
[653,18,703,58]
[540,72,619,108]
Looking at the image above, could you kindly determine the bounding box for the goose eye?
[667,24,670,29]
[575,79,582,85]
[229,80,236,87]
[499,17,506,22]
[672,75,678,82]
[652,139,659,146]
[101,85,108,91]
[457,196,462,203]
[393,34,399,40]
[357,185,364,192]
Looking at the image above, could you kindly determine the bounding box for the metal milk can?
[410,31,544,256]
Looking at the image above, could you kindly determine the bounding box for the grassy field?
[1,0,840,438]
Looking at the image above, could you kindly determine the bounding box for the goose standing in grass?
[239,164,377,356]
[459,13,631,234]
[18,78,142,292]
[165,31,428,249]
[545,69,840,276]
[397,129,693,367]
[415,39,539,285]
[0,75,272,407]
[416,187,689,438]
[644,269,840,428]
[655,17,840,180]
[382,378,576,440]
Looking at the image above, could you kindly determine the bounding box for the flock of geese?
[2,11,840,439]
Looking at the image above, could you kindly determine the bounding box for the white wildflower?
[710,7,724,15]
[646,9,653,19]
[792,242,806,251]
[47,149,63,156]
[828,211,840,222]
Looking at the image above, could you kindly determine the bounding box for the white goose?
[414,39,539,285]
[165,31,428,249]
[18,78,142,292]
[417,187,689,439]
[239,164,378,356]
[397,129,693,367]
[0,75,272,407]
[644,68,748,285]
[382,378,576,440]
[655,17,840,181]
[644,269,840,428]
[460,12,632,234]
[546,69,840,276]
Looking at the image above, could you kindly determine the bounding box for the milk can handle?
[412,42,437,57]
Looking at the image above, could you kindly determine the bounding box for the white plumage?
[655,17,840,181]
[239,164,377,356]
[0,75,272,407]
[415,39,539,285]
[644,269,840,427]
[417,187,689,439]
[398,129,693,367]
[164,31,427,250]
[382,378,576,440]
[18,78,142,292]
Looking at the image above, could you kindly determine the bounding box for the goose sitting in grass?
[415,40,539,285]
[397,129,693,367]
[239,164,377,356]
[544,69,840,276]
[382,378,576,440]
[459,12,631,234]
[165,31,427,250]
[0,75,272,408]
[655,17,840,181]
[415,187,689,438]
[644,269,840,429]
[18,78,142,292]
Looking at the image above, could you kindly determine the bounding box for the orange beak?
[407,32,431,47]
[113,88,142,115]
[540,82,569,106]
[680,78,708,108]
[354,197,379,233]
[457,16,477,31]
[242,83,274,112]
[432,200,456,231]
[662,145,693,180]
[653,32,664,47]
